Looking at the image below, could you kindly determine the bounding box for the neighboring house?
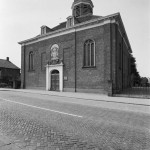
[18,0,132,95]
[0,57,20,88]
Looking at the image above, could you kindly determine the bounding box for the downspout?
[115,23,118,93]
[74,28,77,92]
[24,45,26,89]
[109,22,113,95]
[122,37,124,90]
[21,44,25,89]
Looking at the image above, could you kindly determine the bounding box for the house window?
[29,52,34,71]
[83,39,95,67]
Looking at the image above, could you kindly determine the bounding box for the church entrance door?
[51,70,59,91]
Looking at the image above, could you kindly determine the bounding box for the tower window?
[73,3,93,18]
[83,39,95,67]
[74,5,81,17]
[82,4,92,15]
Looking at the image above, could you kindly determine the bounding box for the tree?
[130,54,141,86]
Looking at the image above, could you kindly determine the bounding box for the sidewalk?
[0,88,150,106]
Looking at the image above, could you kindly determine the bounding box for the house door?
[51,70,59,91]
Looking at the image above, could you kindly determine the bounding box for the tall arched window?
[29,52,34,71]
[83,39,95,67]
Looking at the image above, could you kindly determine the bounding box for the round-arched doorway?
[51,70,59,91]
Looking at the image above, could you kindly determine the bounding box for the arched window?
[83,39,95,67]
[29,52,34,71]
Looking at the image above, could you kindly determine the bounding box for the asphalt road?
[0,90,150,150]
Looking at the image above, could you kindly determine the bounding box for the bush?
[0,83,8,88]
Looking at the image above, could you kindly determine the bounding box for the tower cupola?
[72,0,94,18]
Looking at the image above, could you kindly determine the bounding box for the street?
[0,90,150,150]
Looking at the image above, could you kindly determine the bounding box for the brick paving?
[0,91,150,150]
[0,103,100,150]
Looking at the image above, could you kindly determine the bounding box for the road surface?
[0,90,149,150]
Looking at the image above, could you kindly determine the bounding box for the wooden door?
[51,70,59,91]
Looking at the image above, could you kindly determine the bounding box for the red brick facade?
[19,0,132,95]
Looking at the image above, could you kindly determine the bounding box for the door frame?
[46,63,63,92]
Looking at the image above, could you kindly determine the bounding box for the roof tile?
[0,59,20,69]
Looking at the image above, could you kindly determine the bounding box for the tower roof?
[72,0,94,9]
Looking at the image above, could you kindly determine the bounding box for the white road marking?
[0,98,83,118]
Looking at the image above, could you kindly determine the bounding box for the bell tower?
[72,0,94,18]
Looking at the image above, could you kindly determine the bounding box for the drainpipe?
[115,24,118,93]
[24,45,26,89]
[74,28,77,92]
[21,44,25,89]
[122,37,124,90]
[109,22,113,96]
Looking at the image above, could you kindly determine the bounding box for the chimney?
[6,57,9,61]
[66,16,74,28]
[41,25,53,35]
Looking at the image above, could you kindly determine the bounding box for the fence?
[114,86,150,99]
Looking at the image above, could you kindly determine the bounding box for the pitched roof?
[52,22,67,31]
[75,15,101,24]
[18,13,121,45]
[0,59,20,69]
[50,15,101,32]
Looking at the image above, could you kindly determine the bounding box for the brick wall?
[75,25,109,94]
[1,68,20,79]
[23,33,76,90]
[111,23,117,95]
[21,24,115,94]
[114,24,131,93]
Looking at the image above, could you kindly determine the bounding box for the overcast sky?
[0,0,149,77]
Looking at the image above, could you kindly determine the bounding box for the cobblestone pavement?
[0,91,150,150]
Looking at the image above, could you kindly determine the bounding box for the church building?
[19,0,132,95]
